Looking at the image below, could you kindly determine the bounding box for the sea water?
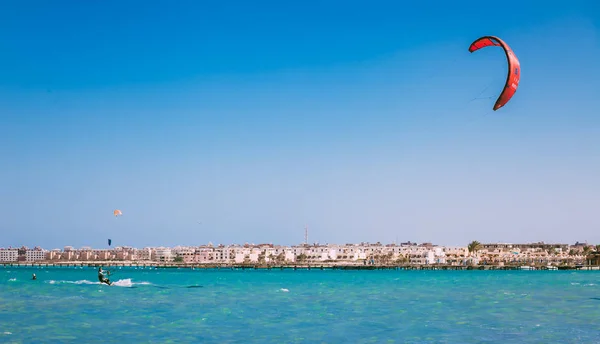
[1,266,599,343]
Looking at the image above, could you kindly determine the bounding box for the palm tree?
[468,241,482,256]
[258,252,266,265]
[385,252,393,265]
[296,254,307,263]
[395,254,408,265]
[276,253,285,264]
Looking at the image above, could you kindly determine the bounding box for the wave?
[47,278,151,288]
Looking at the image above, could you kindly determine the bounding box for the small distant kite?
[108,239,112,246]
[113,209,122,217]
[469,35,521,111]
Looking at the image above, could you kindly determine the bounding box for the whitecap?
[111,279,134,287]
[279,288,289,292]
[111,278,152,287]
[47,280,100,285]
[47,278,150,287]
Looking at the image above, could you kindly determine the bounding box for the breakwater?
[2,262,599,270]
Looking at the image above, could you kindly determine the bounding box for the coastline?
[2,261,599,271]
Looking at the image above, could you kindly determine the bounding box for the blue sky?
[1,1,599,249]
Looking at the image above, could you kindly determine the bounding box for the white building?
[25,248,47,262]
[234,252,246,264]
[172,246,195,263]
[284,250,295,262]
[211,247,227,262]
[248,252,259,263]
[430,247,447,264]
[154,247,173,262]
[354,250,367,261]
[0,249,18,262]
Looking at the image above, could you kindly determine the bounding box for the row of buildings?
[1,241,598,266]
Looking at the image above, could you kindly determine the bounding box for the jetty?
[2,261,598,271]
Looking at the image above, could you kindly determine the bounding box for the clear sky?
[1,1,599,249]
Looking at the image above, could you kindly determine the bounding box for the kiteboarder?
[32,273,37,280]
[98,267,112,286]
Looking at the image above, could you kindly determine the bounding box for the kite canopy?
[113,209,122,217]
[469,35,520,111]
[108,239,112,246]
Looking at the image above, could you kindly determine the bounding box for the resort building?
[25,247,47,262]
[137,248,153,261]
[154,247,173,262]
[0,249,18,262]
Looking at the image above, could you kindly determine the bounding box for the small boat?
[519,265,534,270]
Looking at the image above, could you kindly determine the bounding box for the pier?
[1,262,598,271]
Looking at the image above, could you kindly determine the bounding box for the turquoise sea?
[1,266,599,343]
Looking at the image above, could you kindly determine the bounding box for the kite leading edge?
[469,35,521,111]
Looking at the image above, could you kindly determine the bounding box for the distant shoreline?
[2,262,599,271]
